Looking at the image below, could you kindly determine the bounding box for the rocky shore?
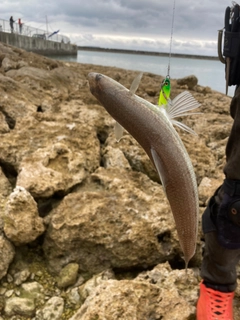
[0,41,239,319]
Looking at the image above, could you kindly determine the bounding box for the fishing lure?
[158,76,171,106]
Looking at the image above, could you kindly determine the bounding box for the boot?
[197,281,234,320]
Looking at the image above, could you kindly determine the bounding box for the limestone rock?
[202,86,212,95]
[145,87,157,96]
[4,297,35,317]
[4,186,45,245]
[1,57,17,72]
[0,109,101,199]
[136,262,199,305]
[16,140,98,198]
[105,133,159,182]
[70,278,194,320]
[35,296,64,320]
[78,269,115,302]
[3,280,45,316]
[70,262,197,320]
[57,263,79,289]
[0,234,15,280]
[71,280,161,320]
[102,145,131,169]
[180,134,219,185]
[0,111,10,133]
[198,177,222,206]
[0,167,12,197]
[0,167,12,226]
[20,281,45,302]
[43,167,181,274]
[17,162,65,198]
[14,269,31,285]
[177,75,198,90]
[67,287,81,305]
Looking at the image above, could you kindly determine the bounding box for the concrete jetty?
[0,31,77,56]
[0,18,77,56]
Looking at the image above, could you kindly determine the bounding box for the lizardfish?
[87,72,200,267]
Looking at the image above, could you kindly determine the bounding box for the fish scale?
[88,72,199,267]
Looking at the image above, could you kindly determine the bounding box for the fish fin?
[114,121,124,142]
[151,147,168,193]
[129,72,143,94]
[163,91,201,135]
[171,120,198,136]
[167,91,201,119]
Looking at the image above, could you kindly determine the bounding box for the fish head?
[88,72,131,112]
[87,72,104,99]
[88,72,125,106]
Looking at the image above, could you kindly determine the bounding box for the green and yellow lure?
[158,77,171,106]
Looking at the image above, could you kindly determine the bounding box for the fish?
[87,72,200,267]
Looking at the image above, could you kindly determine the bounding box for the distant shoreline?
[77,46,219,61]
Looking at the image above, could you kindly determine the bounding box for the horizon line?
[77,46,219,61]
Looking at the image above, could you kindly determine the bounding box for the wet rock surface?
[0,42,240,319]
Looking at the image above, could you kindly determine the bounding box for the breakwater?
[0,31,77,56]
[77,46,218,60]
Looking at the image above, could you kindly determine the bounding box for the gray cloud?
[1,0,233,55]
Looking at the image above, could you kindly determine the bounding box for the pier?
[0,18,77,56]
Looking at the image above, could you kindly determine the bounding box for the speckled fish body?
[87,72,199,266]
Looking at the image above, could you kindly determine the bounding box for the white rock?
[4,297,35,316]
[35,296,64,320]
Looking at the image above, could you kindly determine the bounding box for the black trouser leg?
[200,231,240,292]
[200,86,240,291]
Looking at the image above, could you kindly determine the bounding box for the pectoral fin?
[165,91,201,135]
[168,91,201,118]
[114,121,124,142]
[129,72,143,94]
[151,147,168,193]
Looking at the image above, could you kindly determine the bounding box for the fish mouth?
[87,72,101,82]
[87,72,103,95]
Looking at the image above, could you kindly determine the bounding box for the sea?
[52,50,235,97]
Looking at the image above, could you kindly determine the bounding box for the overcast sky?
[1,0,232,56]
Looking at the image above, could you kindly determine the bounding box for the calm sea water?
[53,50,235,97]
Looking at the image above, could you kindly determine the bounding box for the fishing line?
[158,0,176,106]
[167,0,176,77]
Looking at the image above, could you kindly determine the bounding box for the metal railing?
[0,18,71,44]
